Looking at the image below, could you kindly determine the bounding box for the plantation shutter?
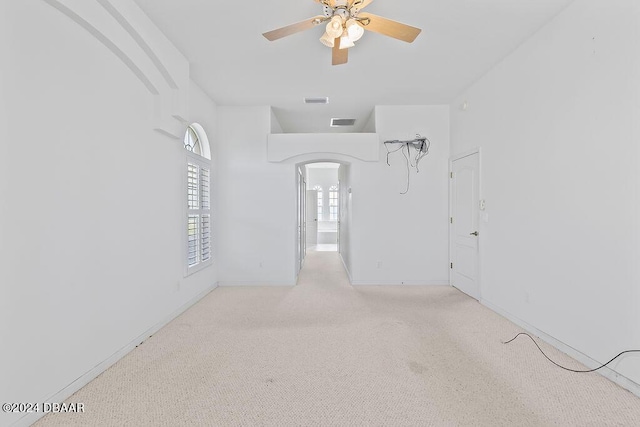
[186,157,212,273]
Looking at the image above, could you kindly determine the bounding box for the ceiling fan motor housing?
[334,7,350,20]
[322,1,357,20]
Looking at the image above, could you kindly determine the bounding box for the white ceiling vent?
[330,118,356,127]
[304,97,329,104]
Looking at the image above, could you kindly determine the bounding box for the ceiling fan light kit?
[326,15,344,38]
[319,31,335,47]
[339,33,355,49]
[263,0,422,65]
[346,19,364,41]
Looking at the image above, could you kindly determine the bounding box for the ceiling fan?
[262,0,421,66]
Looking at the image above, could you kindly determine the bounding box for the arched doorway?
[294,159,351,281]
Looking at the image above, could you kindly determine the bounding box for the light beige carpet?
[36,252,640,426]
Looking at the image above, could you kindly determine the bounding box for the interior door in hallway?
[306,190,318,246]
[450,151,480,300]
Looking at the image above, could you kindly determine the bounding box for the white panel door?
[306,190,318,246]
[450,152,480,299]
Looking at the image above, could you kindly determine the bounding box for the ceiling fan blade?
[350,0,374,11]
[263,15,327,41]
[357,12,421,43]
[332,38,348,65]
[314,0,337,7]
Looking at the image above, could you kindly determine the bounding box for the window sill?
[184,259,213,278]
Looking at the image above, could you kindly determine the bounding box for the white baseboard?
[218,281,295,287]
[11,282,219,427]
[351,280,450,286]
[481,298,640,399]
[339,253,353,284]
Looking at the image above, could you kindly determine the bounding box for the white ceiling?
[133,0,573,133]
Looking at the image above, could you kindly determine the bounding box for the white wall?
[450,0,640,386]
[338,164,353,278]
[267,132,379,162]
[270,107,283,133]
[0,0,8,280]
[349,106,451,285]
[42,0,190,139]
[0,2,218,426]
[221,105,450,287]
[362,109,376,132]
[217,106,297,285]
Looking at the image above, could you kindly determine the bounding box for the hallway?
[307,244,338,252]
[36,252,640,426]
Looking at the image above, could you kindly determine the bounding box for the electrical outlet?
[376,261,382,269]
[175,281,181,292]
[259,262,263,268]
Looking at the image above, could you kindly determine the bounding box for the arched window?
[184,125,202,156]
[183,123,211,160]
[313,185,323,220]
[329,185,338,221]
[184,124,212,276]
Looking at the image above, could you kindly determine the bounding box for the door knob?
[470,231,479,236]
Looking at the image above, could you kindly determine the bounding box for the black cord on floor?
[502,332,640,373]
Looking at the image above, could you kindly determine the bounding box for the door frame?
[336,179,340,253]
[296,167,307,278]
[302,174,307,264]
[449,147,483,299]
[293,159,350,282]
